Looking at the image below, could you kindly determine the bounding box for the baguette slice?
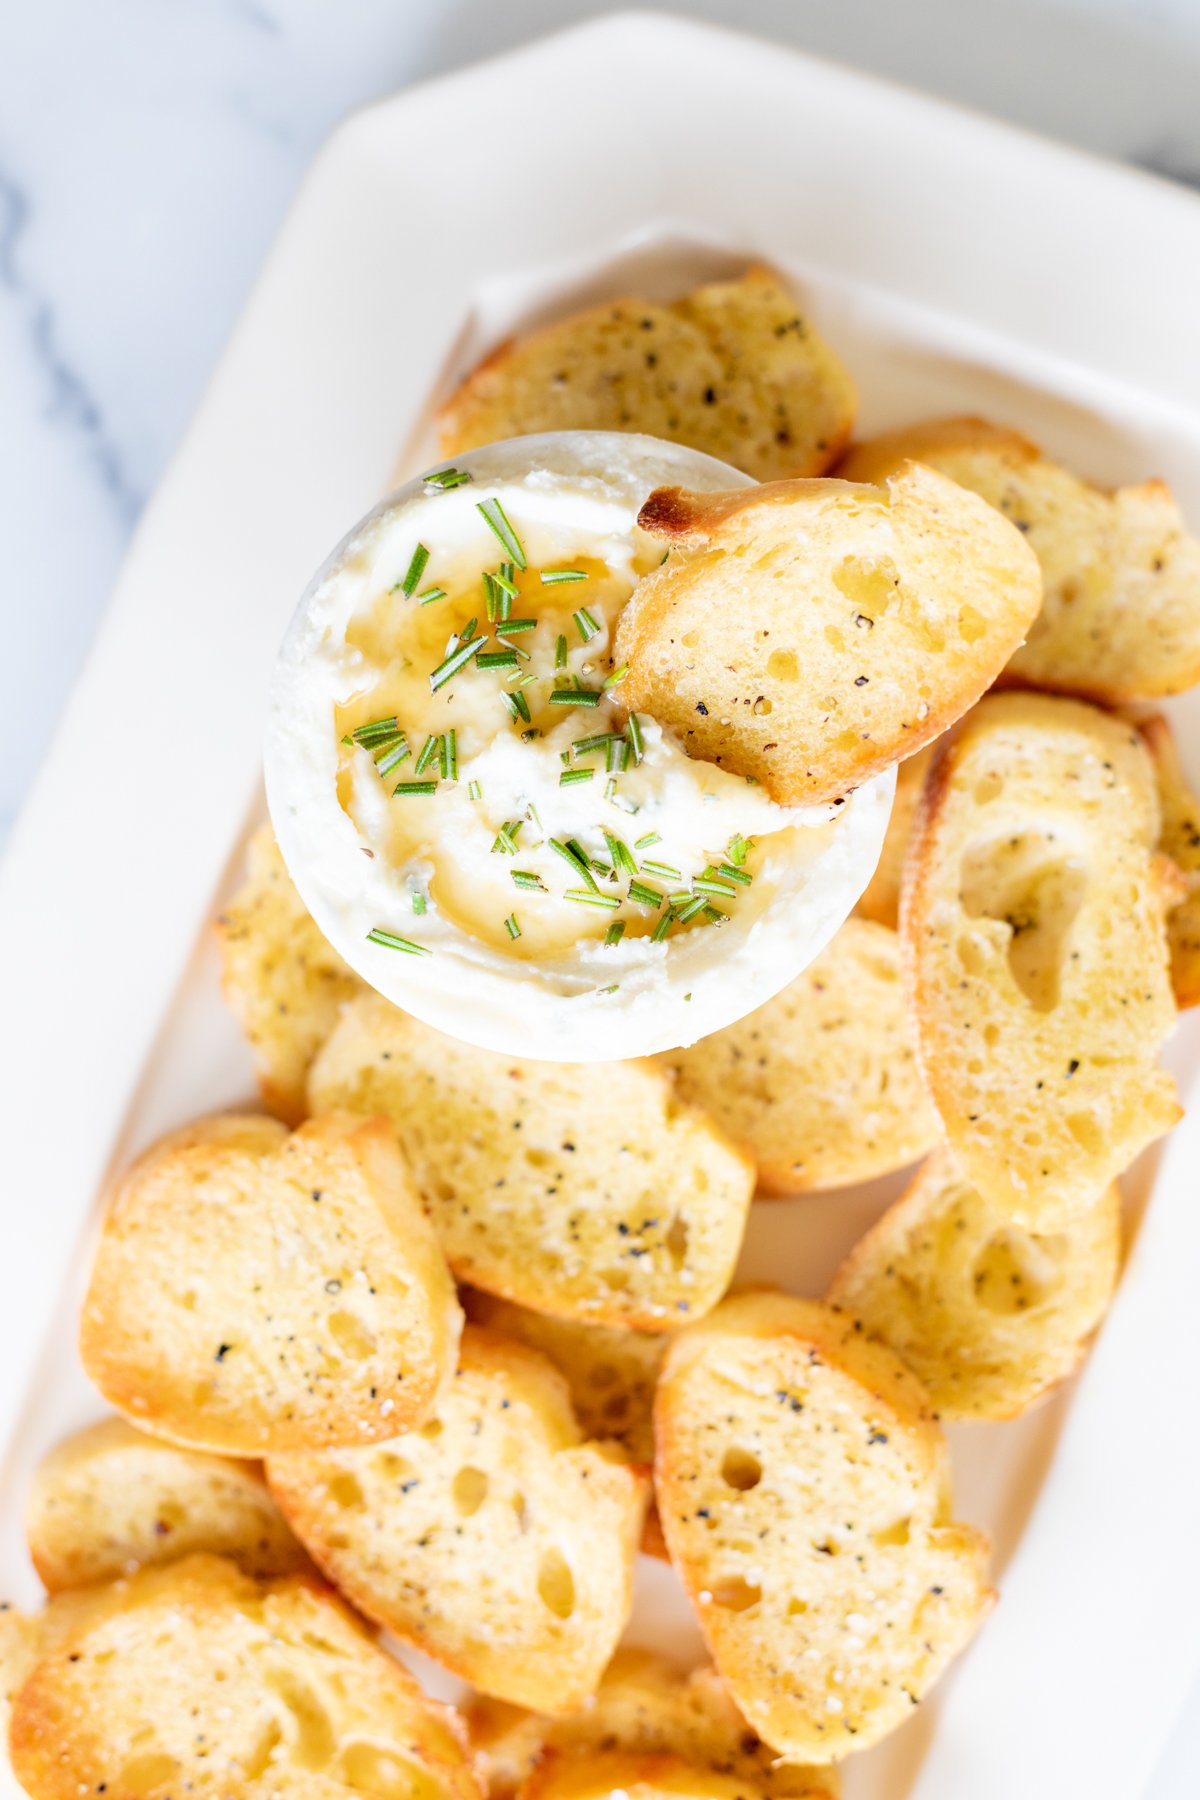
[309,998,754,1330]
[27,1417,310,1591]
[521,1752,772,1800]
[828,1152,1121,1419]
[903,692,1180,1230]
[840,417,1200,702]
[464,1292,665,1464]
[660,918,940,1194]
[655,1292,992,1762]
[855,745,934,929]
[80,1111,462,1455]
[9,1554,481,1800]
[614,463,1041,805]
[217,825,363,1123]
[468,1649,837,1800]
[437,266,855,480]
[1139,712,1200,1007]
[268,1326,650,1714]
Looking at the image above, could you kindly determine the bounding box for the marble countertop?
[3,2,1200,1791]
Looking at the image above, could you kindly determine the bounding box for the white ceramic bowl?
[266,431,893,1060]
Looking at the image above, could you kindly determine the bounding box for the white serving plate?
[3,14,1200,1799]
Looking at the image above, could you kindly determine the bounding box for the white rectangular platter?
[3,14,1200,1800]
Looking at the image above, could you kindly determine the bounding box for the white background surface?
[4,3,1200,1793]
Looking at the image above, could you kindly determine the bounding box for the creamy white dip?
[265,433,893,1059]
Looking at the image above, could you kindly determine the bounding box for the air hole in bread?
[377,1453,415,1481]
[972,1228,1051,1316]
[339,1741,437,1800]
[524,1147,553,1171]
[512,1492,529,1532]
[265,1668,337,1768]
[974,773,1004,805]
[179,1291,198,1312]
[537,1548,576,1619]
[960,831,1088,1011]
[720,1447,763,1491]
[873,1516,911,1548]
[327,1472,366,1511]
[452,1466,489,1517]
[120,1753,183,1794]
[243,1720,283,1780]
[417,1420,443,1440]
[1067,1110,1103,1154]
[590,1361,620,1392]
[832,554,899,623]
[766,649,801,682]
[958,604,987,644]
[787,1596,809,1616]
[327,1309,377,1361]
[711,1574,761,1612]
[666,1215,689,1268]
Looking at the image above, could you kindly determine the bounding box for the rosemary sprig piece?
[477,497,527,568]
[367,927,431,954]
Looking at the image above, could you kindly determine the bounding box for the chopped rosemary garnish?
[674,893,709,923]
[367,927,431,954]
[604,832,638,878]
[393,779,438,797]
[492,820,522,855]
[634,831,661,850]
[351,715,399,744]
[704,905,729,924]
[484,573,500,621]
[477,649,519,671]
[461,616,479,641]
[424,466,473,490]
[397,543,429,597]
[540,568,587,585]
[603,662,629,689]
[560,768,595,786]
[429,636,483,692]
[504,912,521,939]
[376,736,411,776]
[511,870,546,891]
[626,714,645,764]
[467,780,482,801]
[574,607,600,642]
[555,633,568,670]
[694,874,737,898]
[560,751,571,767]
[573,732,619,757]
[412,893,427,915]
[719,861,753,885]
[493,569,519,599]
[651,913,674,943]
[591,857,614,879]
[441,730,457,781]
[414,735,440,776]
[550,688,601,707]
[604,920,626,947]
[727,834,750,866]
[496,617,536,634]
[565,889,621,908]
[627,879,664,909]
[477,497,526,568]
[641,859,681,880]
[521,727,541,741]
[607,738,629,773]
[501,688,532,724]
[417,587,447,606]
[550,837,596,889]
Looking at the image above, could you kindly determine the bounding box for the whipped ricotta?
[266,433,893,1059]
